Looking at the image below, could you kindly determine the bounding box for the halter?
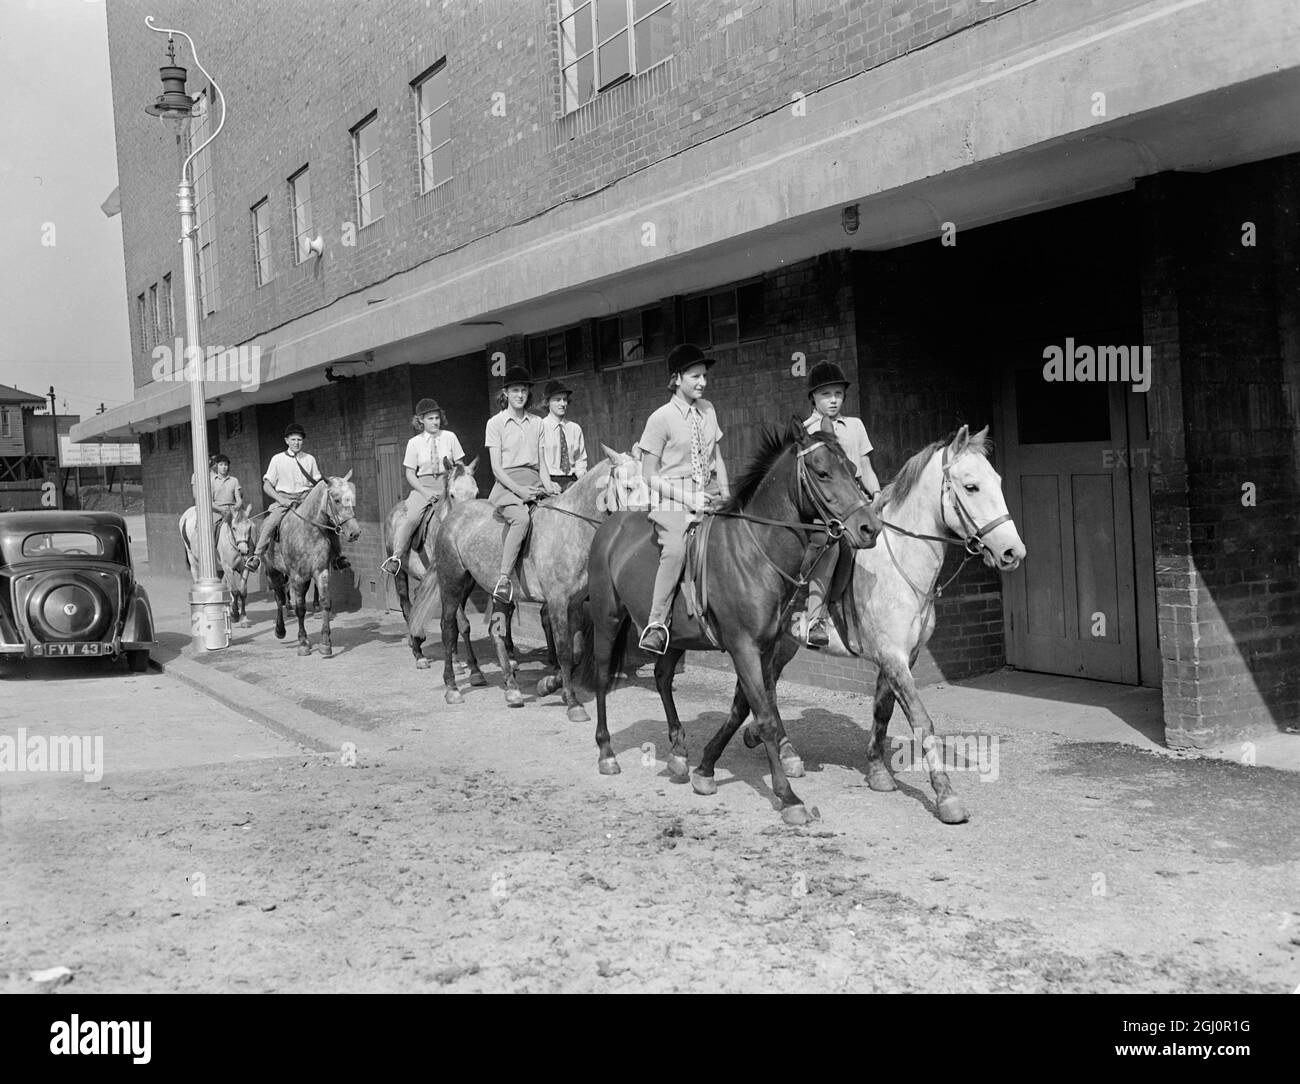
[293,480,359,536]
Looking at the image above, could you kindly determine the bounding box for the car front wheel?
[126,650,150,673]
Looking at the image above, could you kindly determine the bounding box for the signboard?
[59,437,141,467]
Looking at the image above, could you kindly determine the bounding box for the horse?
[712,425,1026,825]
[261,473,361,657]
[179,503,256,627]
[585,418,882,825]
[382,457,481,670]
[433,446,643,718]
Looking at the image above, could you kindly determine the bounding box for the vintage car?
[0,510,155,673]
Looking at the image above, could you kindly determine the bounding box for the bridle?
[293,481,359,537]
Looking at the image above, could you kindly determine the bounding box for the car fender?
[120,584,156,647]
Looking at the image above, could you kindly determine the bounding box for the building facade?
[81,0,1300,747]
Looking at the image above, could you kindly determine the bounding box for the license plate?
[40,643,103,657]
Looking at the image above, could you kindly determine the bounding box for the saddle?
[681,517,724,650]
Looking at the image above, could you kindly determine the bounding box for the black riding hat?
[667,343,716,378]
[414,397,441,416]
[807,361,850,396]
[501,366,532,389]
[543,379,573,400]
[284,422,306,439]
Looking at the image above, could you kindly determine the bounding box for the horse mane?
[716,425,844,514]
[878,428,992,511]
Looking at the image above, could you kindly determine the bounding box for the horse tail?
[574,601,628,694]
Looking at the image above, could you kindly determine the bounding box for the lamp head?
[144,37,194,134]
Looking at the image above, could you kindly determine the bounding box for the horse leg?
[459,606,487,686]
[865,668,899,792]
[653,648,691,782]
[739,635,805,775]
[396,569,427,668]
[592,608,629,776]
[490,600,524,707]
[732,640,807,825]
[442,573,474,704]
[536,602,562,698]
[879,653,968,824]
[556,595,590,723]
[317,568,333,658]
[271,572,287,640]
[292,578,311,656]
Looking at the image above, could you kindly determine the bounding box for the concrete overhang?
[75,0,1300,443]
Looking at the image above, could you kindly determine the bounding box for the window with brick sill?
[413,59,452,195]
[527,325,589,379]
[595,305,667,370]
[560,0,674,115]
[680,282,765,350]
[352,113,385,228]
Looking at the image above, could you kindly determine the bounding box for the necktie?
[558,425,570,475]
[689,410,706,486]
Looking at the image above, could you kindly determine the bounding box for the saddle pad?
[681,518,723,650]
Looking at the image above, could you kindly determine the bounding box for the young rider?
[636,343,729,655]
[209,454,243,522]
[245,423,349,572]
[484,366,546,603]
[792,361,881,648]
[538,379,587,494]
[380,398,466,575]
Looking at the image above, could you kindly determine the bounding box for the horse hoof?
[415,657,430,670]
[239,619,251,628]
[505,688,525,708]
[691,772,717,796]
[937,796,970,825]
[275,628,286,640]
[666,755,689,782]
[782,756,806,778]
[536,675,559,698]
[320,646,332,658]
[566,705,590,723]
[866,766,897,792]
[598,757,621,775]
[469,672,488,687]
[445,688,463,705]
[742,724,761,750]
[781,804,811,826]
[297,646,311,657]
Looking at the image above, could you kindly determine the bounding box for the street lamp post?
[144,17,230,651]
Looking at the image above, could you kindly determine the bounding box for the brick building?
[77,0,1300,747]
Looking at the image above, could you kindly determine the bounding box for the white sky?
[0,0,132,418]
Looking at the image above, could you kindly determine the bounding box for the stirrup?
[245,555,262,572]
[380,555,402,576]
[638,622,670,655]
[492,575,514,604]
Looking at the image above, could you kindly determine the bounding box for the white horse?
[180,503,256,627]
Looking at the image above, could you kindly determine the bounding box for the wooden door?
[999,361,1141,684]
[375,441,402,611]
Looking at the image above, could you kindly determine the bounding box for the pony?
[260,473,361,656]
[713,425,1026,824]
[179,503,256,627]
[382,456,480,669]
[433,446,642,719]
[585,419,881,825]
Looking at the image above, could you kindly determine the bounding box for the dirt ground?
[2,584,1297,993]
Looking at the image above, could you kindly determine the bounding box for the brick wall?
[1139,162,1300,746]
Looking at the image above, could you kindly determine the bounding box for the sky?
[0,0,132,418]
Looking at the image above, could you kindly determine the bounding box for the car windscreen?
[21,532,106,558]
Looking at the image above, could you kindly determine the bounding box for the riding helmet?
[501,365,532,389]
[414,398,441,416]
[543,379,573,401]
[666,343,716,379]
[807,361,850,396]
[284,422,306,439]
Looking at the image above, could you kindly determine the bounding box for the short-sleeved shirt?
[484,409,543,469]
[211,474,241,509]
[639,396,723,480]
[804,412,873,478]
[263,451,321,495]
[403,430,465,476]
[540,416,587,477]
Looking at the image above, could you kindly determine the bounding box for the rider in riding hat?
[791,361,880,648]
[538,379,587,494]
[208,454,243,523]
[245,423,350,572]
[380,398,466,575]
[485,367,546,604]
[636,344,730,655]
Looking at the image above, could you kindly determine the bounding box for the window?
[136,293,148,353]
[560,0,674,114]
[525,326,588,377]
[1,407,11,439]
[413,61,452,193]
[251,198,273,286]
[149,283,161,346]
[595,306,666,369]
[192,88,220,314]
[161,273,174,340]
[22,532,104,558]
[289,167,313,264]
[352,113,384,227]
[223,410,244,439]
[680,284,765,348]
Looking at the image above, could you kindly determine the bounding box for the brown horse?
[433,447,642,718]
[716,426,1026,824]
[383,457,480,669]
[263,474,361,656]
[179,503,256,627]
[585,420,881,825]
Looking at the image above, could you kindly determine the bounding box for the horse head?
[600,444,649,511]
[786,417,881,548]
[229,502,255,557]
[445,455,481,503]
[938,426,1025,571]
[326,471,362,543]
